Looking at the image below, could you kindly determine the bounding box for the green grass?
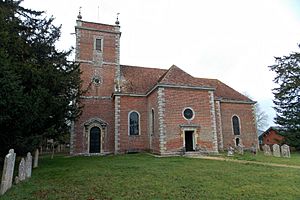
[219,151,300,166]
[1,153,300,200]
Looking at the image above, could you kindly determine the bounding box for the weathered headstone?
[236,145,244,155]
[33,149,39,168]
[263,144,272,156]
[25,152,32,179]
[272,144,281,157]
[227,145,234,156]
[0,149,16,195]
[18,158,26,181]
[281,144,291,158]
[250,144,257,155]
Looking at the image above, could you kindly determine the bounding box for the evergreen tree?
[269,45,300,150]
[0,0,82,156]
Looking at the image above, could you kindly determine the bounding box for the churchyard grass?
[220,151,300,166]
[1,153,300,200]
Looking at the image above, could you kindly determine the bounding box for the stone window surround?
[231,114,241,136]
[128,110,141,136]
[233,136,242,147]
[182,107,195,121]
[94,36,103,52]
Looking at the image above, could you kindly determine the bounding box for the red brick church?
[70,15,258,155]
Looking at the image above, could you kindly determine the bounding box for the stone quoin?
[70,14,258,156]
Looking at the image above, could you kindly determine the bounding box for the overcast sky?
[21,0,300,129]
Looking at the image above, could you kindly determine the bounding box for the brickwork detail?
[209,91,218,153]
[114,26,121,92]
[157,87,166,153]
[114,96,121,154]
[215,100,224,150]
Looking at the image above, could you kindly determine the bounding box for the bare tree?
[243,92,269,131]
[255,103,269,130]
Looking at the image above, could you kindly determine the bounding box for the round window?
[183,108,194,120]
[92,76,101,85]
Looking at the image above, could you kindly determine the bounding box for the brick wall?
[72,20,120,155]
[163,88,215,153]
[262,130,284,145]
[220,102,257,149]
[118,96,149,153]
[147,89,160,154]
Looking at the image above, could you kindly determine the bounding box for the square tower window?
[95,38,102,51]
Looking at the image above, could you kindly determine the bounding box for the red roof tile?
[195,78,252,102]
[120,64,253,103]
[120,65,166,94]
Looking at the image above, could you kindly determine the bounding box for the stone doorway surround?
[83,118,107,155]
[180,124,200,152]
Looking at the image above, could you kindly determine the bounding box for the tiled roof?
[195,78,252,102]
[119,64,253,103]
[120,65,167,94]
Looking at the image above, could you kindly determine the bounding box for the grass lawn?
[1,153,300,200]
[218,151,300,166]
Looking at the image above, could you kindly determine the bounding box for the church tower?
[70,10,121,155]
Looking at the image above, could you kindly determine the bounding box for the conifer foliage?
[0,0,82,156]
[269,45,300,150]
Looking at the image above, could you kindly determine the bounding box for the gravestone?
[263,144,272,156]
[33,149,39,168]
[236,145,244,155]
[281,144,291,158]
[272,144,281,157]
[227,145,234,156]
[18,158,26,181]
[25,152,32,178]
[0,149,16,195]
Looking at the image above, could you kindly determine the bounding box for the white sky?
[21,0,300,129]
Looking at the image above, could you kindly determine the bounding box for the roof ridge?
[120,64,168,71]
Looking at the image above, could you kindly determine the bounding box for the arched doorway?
[235,138,240,146]
[90,127,101,153]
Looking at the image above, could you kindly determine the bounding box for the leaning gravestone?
[236,145,244,155]
[33,149,39,168]
[272,144,281,157]
[263,144,272,156]
[25,152,32,179]
[281,144,291,158]
[0,149,16,195]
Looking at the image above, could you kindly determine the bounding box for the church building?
[70,15,258,155]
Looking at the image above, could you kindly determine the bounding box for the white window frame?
[182,107,195,121]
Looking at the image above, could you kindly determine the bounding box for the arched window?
[232,116,240,135]
[129,111,140,135]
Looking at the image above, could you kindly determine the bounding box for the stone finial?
[115,13,120,25]
[77,6,82,20]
